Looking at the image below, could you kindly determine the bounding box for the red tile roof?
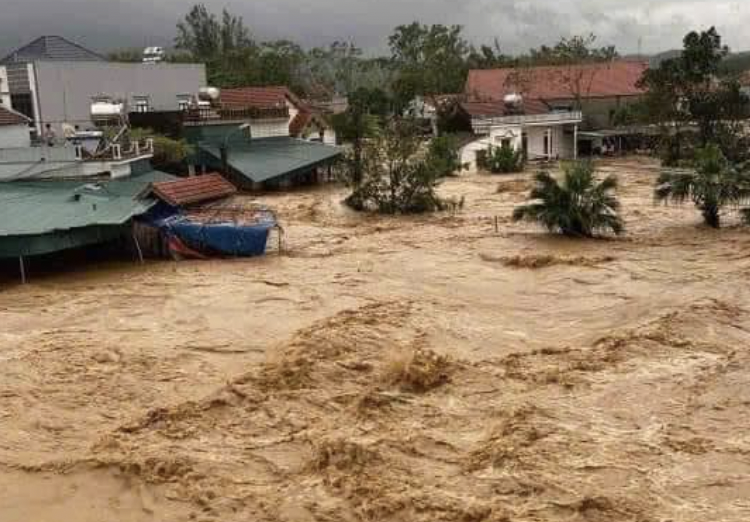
[289,110,312,136]
[220,86,305,111]
[151,173,237,207]
[465,61,648,102]
[461,98,551,118]
[0,106,31,126]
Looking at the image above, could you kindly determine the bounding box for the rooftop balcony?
[472,110,583,133]
[0,139,154,181]
[183,106,289,126]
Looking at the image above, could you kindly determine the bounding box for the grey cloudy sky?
[1,0,749,56]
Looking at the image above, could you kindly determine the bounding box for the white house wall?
[0,67,11,108]
[0,124,31,148]
[33,61,207,132]
[250,118,290,138]
[525,126,574,160]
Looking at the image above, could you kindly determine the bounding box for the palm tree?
[512,162,624,237]
[655,144,750,228]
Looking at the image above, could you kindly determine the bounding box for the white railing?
[473,111,583,133]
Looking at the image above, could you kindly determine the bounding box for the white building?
[0,36,206,137]
[220,86,336,144]
[460,98,582,171]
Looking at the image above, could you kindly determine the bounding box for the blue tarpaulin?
[164,217,274,257]
[143,206,277,258]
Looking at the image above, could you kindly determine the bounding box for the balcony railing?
[183,106,289,124]
[76,138,154,161]
[473,110,583,133]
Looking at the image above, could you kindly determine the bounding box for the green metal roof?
[200,137,342,184]
[0,171,173,237]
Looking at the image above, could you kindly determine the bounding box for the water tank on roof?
[198,87,221,102]
[90,99,124,119]
[503,93,523,107]
[143,47,165,64]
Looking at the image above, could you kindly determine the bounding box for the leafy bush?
[344,118,449,214]
[656,144,750,228]
[129,128,193,170]
[484,145,524,174]
[512,161,624,237]
[427,135,464,177]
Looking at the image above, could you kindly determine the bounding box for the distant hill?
[624,49,750,76]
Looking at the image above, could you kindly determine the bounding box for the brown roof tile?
[220,86,305,111]
[460,98,551,118]
[151,173,236,207]
[465,61,648,102]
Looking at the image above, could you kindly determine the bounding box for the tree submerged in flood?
[512,162,624,237]
[655,144,750,229]
[342,118,463,214]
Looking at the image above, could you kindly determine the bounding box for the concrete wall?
[0,67,10,108]
[33,61,207,132]
[0,124,31,148]
[0,146,80,180]
[546,95,642,130]
[526,126,575,160]
[489,125,523,151]
[250,118,289,138]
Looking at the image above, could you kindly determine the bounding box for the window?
[10,93,33,118]
[177,95,191,111]
[501,138,512,149]
[133,96,150,113]
[543,133,550,156]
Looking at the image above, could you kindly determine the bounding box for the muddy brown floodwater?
[1,157,750,522]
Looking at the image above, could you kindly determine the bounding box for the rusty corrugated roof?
[460,98,551,118]
[151,173,236,207]
[220,86,305,111]
[465,61,648,101]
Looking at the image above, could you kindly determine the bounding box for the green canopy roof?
[0,170,175,257]
[200,137,342,184]
[0,172,173,237]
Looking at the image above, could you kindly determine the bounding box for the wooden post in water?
[132,231,145,264]
[494,216,499,234]
[18,256,26,284]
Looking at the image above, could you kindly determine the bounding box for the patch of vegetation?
[343,118,453,214]
[129,128,193,173]
[512,162,624,237]
[427,135,465,178]
[480,145,525,174]
[656,144,750,228]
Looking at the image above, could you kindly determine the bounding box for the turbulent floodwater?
[1,157,749,522]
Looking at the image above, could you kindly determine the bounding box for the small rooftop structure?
[151,173,237,207]
[197,137,342,189]
[1,35,106,64]
[220,86,302,110]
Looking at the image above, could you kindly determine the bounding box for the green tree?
[482,145,524,174]
[513,162,624,237]
[655,144,750,228]
[638,27,749,164]
[350,118,446,214]
[426,135,465,178]
[175,4,252,61]
[107,48,144,62]
[129,128,194,173]
[388,23,471,106]
[466,40,510,69]
[332,87,391,196]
